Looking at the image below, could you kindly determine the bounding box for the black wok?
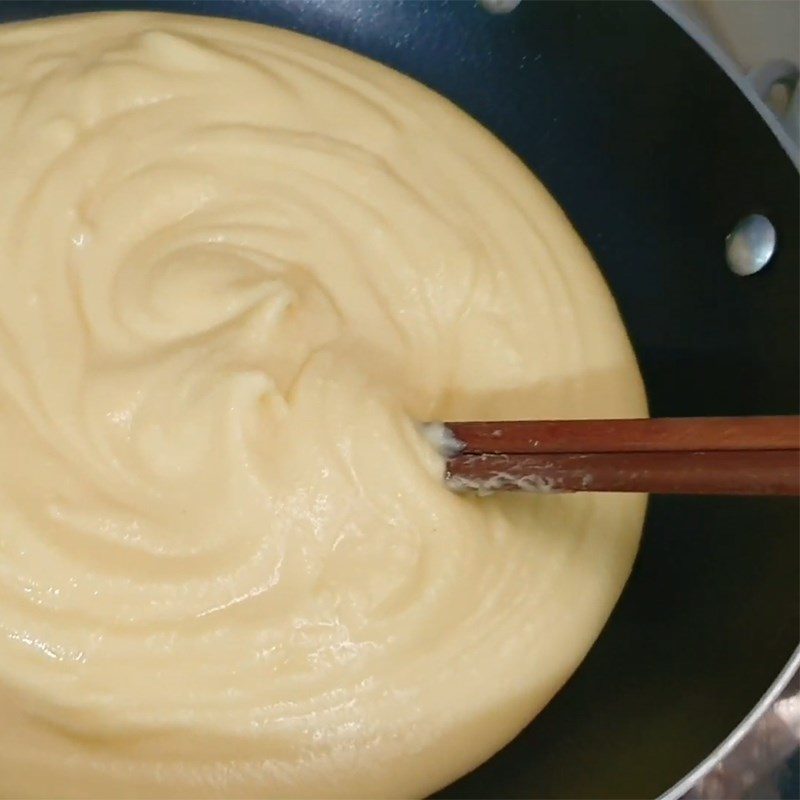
[1,1,797,798]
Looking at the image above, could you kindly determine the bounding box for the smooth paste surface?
[0,12,647,799]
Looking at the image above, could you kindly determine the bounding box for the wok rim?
[654,0,799,169]
[659,644,800,799]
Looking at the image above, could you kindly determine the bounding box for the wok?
[1,1,798,798]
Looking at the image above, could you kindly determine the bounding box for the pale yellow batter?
[0,12,647,799]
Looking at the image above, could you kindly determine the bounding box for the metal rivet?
[479,0,522,14]
[725,214,777,276]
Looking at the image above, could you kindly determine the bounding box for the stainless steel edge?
[660,645,800,800]
[654,0,800,170]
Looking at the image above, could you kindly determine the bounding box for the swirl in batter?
[0,12,646,799]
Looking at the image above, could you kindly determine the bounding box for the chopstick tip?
[418,421,465,458]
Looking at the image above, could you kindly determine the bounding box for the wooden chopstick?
[445,450,799,495]
[446,416,800,455]
[439,416,800,496]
